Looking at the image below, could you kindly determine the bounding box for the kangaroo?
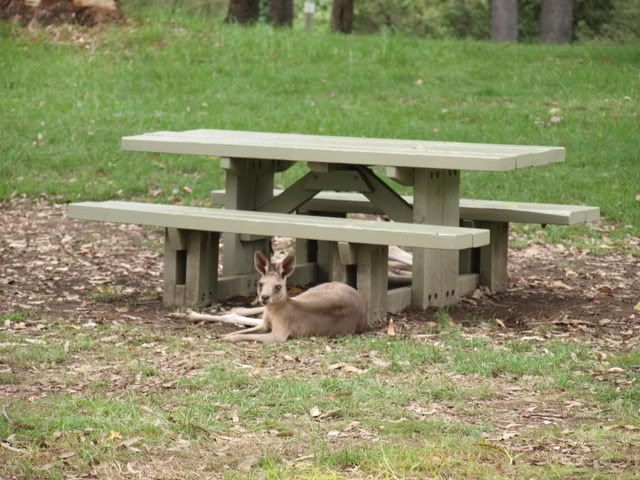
[221,251,368,344]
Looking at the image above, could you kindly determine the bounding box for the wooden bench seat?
[68,200,490,324]
[212,189,600,225]
[212,189,599,293]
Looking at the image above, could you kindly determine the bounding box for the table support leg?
[412,169,460,308]
[297,211,347,283]
[356,244,388,325]
[477,220,509,293]
[164,228,219,306]
[459,220,480,275]
[222,159,273,277]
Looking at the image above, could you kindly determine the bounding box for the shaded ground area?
[1,199,639,479]
[2,199,638,339]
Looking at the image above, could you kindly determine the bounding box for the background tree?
[539,0,574,43]
[331,0,353,33]
[491,0,518,41]
[269,0,293,26]
[226,0,260,24]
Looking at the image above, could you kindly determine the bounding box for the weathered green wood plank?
[68,201,490,251]
[122,129,565,172]
[213,190,600,225]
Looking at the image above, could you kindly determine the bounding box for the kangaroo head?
[254,251,296,306]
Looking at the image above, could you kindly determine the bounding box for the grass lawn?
[2,310,639,479]
[1,6,639,479]
[0,8,639,237]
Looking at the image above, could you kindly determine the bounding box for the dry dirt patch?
[1,198,639,344]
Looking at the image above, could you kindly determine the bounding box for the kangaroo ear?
[279,254,296,279]
[254,251,270,275]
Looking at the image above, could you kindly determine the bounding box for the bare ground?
[2,199,638,339]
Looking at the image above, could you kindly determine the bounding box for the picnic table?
[119,129,567,311]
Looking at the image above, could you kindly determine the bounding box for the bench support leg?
[412,169,460,308]
[164,228,219,306]
[222,158,273,277]
[356,244,388,326]
[459,220,480,275]
[477,221,508,293]
[298,211,347,284]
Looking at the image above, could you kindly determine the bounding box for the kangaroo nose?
[261,294,270,303]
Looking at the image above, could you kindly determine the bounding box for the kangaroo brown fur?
[222,251,367,344]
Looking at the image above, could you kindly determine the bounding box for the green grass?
[1,316,638,478]
[1,13,639,236]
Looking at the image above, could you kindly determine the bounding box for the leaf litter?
[1,199,639,477]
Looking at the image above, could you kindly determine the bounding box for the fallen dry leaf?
[371,357,391,368]
[551,280,573,290]
[343,364,366,374]
[238,455,260,472]
[309,406,322,418]
[120,437,143,449]
[598,285,614,295]
[620,425,639,431]
[407,402,438,416]
[607,367,625,374]
[1,442,28,454]
[328,362,366,374]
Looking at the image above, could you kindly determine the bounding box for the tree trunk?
[331,0,353,34]
[269,0,293,27]
[539,0,574,43]
[491,0,518,42]
[226,0,259,25]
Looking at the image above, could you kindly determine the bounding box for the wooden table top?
[122,129,565,172]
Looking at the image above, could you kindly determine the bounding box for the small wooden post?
[459,220,480,274]
[477,221,509,293]
[356,244,388,326]
[164,228,186,306]
[185,231,219,305]
[164,229,219,306]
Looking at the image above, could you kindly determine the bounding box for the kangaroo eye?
[274,285,282,292]
[258,281,264,288]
